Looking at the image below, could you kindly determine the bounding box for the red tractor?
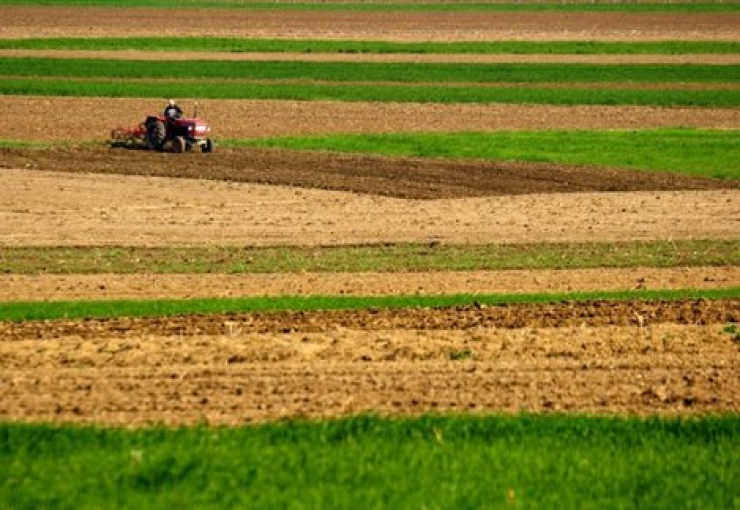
[111,104,215,153]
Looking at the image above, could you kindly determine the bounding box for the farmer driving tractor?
[110,100,214,153]
[164,99,183,123]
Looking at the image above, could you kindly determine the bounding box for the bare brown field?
[2,318,739,425]
[2,162,739,424]
[5,146,738,200]
[4,267,740,302]
[2,168,738,247]
[1,7,739,425]
[1,7,739,41]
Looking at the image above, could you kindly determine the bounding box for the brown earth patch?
[2,7,739,41]
[4,146,737,200]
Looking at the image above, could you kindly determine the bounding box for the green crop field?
[6,77,738,106]
[5,58,738,83]
[3,415,740,509]
[1,56,738,106]
[236,128,740,180]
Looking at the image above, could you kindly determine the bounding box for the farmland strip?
[3,77,739,106]
[2,241,739,275]
[2,97,739,144]
[3,58,738,83]
[4,1,740,12]
[4,49,740,65]
[2,267,739,303]
[2,7,739,43]
[2,296,739,333]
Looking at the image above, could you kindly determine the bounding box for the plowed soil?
[2,316,739,426]
[1,6,739,41]
[5,146,738,200]
[2,7,740,426]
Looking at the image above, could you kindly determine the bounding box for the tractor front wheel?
[202,138,215,153]
[172,136,187,153]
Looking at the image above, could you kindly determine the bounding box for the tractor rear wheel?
[146,120,166,150]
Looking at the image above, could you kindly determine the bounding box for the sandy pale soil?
[2,7,739,41]
[3,267,740,302]
[1,168,738,247]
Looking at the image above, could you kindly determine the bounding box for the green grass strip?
[2,288,739,322]
[2,77,738,106]
[237,128,740,180]
[3,38,740,55]
[2,240,739,275]
[0,140,45,149]
[1,0,738,13]
[2,415,739,509]
[3,58,738,83]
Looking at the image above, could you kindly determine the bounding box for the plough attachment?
[110,124,147,148]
